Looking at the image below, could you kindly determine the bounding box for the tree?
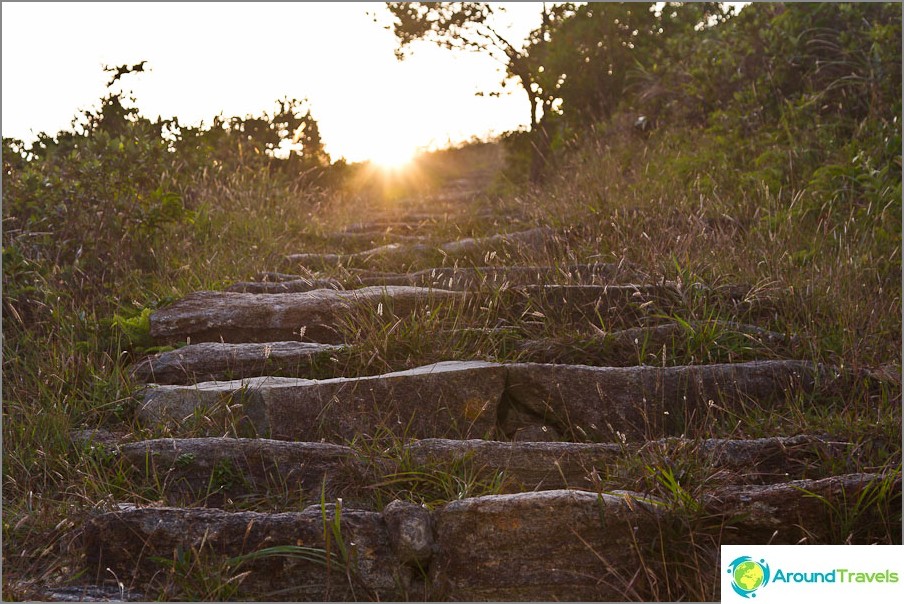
[529,3,659,128]
[385,2,554,180]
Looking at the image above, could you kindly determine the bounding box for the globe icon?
[733,560,765,592]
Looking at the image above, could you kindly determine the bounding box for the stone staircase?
[68,181,900,601]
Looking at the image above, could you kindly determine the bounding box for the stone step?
[131,320,792,385]
[340,220,428,234]
[149,286,464,345]
[430,473,900,600]
[514,320,795,366]
[226,277,342,294]
[225,262,641,295]
[114,434,854,506]
[137,360,858,442]
[150,281,692,349]
[131,341,345,384]
[82,473,899,600]
[116,438,368,507]
[139,361,505,441]
[286,226,554,270]
[351,262,642,291]
[84,504,409,601]
[324,232,431,249]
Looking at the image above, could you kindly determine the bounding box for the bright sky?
[1,2,546,165]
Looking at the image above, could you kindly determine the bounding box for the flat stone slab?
[149,286,464,345]
[502,360,844,441]
[410,434,852,490]
[702,472,902,544]
[117,438,368,506]
[515,320,794,365]
[429,473,900,600]
[22,585,145,602]
[352,262,642,291]
[131,341,345,385]
[226,278,342,294]
[286,227,554,269]
[325,232,430,248]
[430,489,663,600]
[79,472,899,601]
[341,220,428,234]
[112,434,855,507]
[639,434,852,482]
[138,360,855,443]
[84,505,413,601]
[139,361,506,441]
[407,439,623,491]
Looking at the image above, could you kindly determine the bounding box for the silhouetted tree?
[386,2,555,180]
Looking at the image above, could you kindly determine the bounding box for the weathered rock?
[353,262,642,291]
[382,500,435,565]
[115,434,848,510]
[254,271,311,282]
[286,227,554,269]
[703,472,902,543]
[325,232,430,248]
[132,341,345,385]
[405,435,848,492]
[139,359,857,443]
[515,320,795,366]
[83,505,411,601]
[341,221,426,234]
[139,361,506,441]
[429,490,662,600]
[438,226,554,256]
[149,286,464,345]
[639,434,853,483]
[71,428,125,448]
[286,244,435,269]
[407,439,622,490]
[503,360,841,441]
[26,585,145,602]
[117,438,369,506]
[226,278,342,294]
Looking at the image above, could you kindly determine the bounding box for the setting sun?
[1,4,546,163]
[371,144,416,170]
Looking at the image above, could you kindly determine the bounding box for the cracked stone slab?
[83,505,412,601]
[149,286,464,345]
[138,359,861,444]
[502,360,845,441]
[429,489,663,600]
[131,341,346,385]
[117,438,369,506]
[138,361,506,441]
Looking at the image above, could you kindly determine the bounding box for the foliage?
[386,2,555,180]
